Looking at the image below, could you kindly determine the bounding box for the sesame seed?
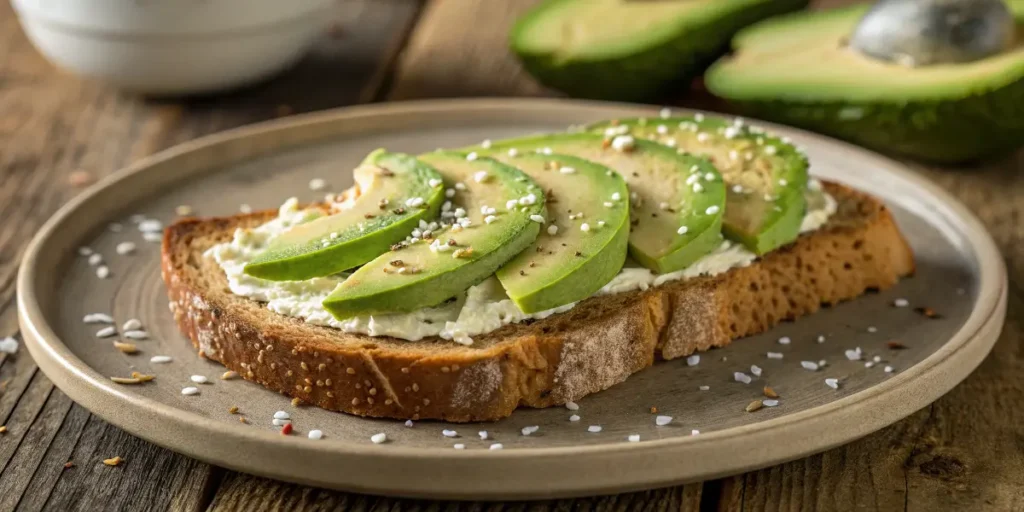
[530,214,545,223]
[95,266,110,279]
[484,215,497,224]
[78,246,93,256]
[559,166,576,174]
[865,361,876,368]
[705,205,720,215]
[611,135,635,152]
[547,225,559,235]
[628,434,640,442]
[481,139,492,148]
[466,152,478,161]
[825,378,839,389]
[659,107,671,118]
[454,443,466,449]
[489,443,504,450]
[239,204,252,214]
[122,319,142,331]
[442,429,458,438]
[765,145,778,155]
[611,192,622,201]
[817,335,826,343]
[115,242,136,255]
[565,401,579,411]
[691,429,700,435]
[142,232,161,243]
[845,348,863,361]
[587,425,602,433]
[150,355,172,364]
[190,375,208,384]
[95,326,116,338]
[569,415,581,422]
[308,430,323,440]
[704,172,716,182]
[181,387,199,396]
[655,415,673,426]
[308,178,326,191]
[750,365,763,377]
[137,220,162,233]
[874,355,882,363]
[445,189,456,198]
[801,361,819,371]
[221,371,238,380]
[893,298,910,307]
[699,385,710,391]
[766,352,784,359]
[603,201,614,207]
[428,178,443,188]
[83,313,114,324]
[884,366,895,373]
[507,148,519,157]
[763,399,779,407]
[123,330,148,340]
[692,182,704,193]
[521,425,540,436]
[686,354,700,366]
[371,433,387,444]
[778,336,791,345]
[273,411,290,420]
[734,372,752,384]
[580,223,591,232]
[473,171,489,183]
[677,226,689,235]
[867,326,878,333]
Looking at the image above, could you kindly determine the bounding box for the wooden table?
[1,1,1021,510]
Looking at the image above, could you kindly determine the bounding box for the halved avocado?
[510,0,809,101]
[323,152,545,318]
[590,116,808,254]
[480,152,630,313]
[705,4,1024,162]
[244,150,444,281]
[476,133,726,274]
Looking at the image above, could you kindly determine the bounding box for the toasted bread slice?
[162,182,914,422]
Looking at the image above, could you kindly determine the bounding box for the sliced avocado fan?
[510,0,810,101]
[705,4,1024,162]
[590,115,809,254]
[323,152,545,319]
[244,150,444,281]
[478,152,630,314]
[476,133,726,274]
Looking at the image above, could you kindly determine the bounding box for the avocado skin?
[510,0,810,102]
[716,79,1024,163]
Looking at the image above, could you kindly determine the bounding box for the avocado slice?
[510,0,810,101]
[477,152,630,314]
[590,116,808,254]
[322,152,545,318]
[244,150,445,281]
[476,134,726,274]
[705,4,1024,162]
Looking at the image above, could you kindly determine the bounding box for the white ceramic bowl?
[12,0,335,95]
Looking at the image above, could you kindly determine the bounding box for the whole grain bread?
[162,182,914,422]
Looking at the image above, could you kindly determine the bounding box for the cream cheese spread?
[207,183,837,345]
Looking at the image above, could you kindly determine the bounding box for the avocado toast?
[162,117,914,422]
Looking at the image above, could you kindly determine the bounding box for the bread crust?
[162,182,914,422]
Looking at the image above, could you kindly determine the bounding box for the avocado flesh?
[510,0,810,101]
[478,152,630,314]
[244,150,444,281]
[705,4,1024,162]
[479,134,726,274]
[590,117,808,254]
[322,152,545,319]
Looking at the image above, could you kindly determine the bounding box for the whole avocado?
[510,0,810,102]
[705,4,1024,163]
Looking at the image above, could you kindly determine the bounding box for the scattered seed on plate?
[767,352,784,359]
[308,430,323,440]
[181,387,199,396]
[404,420,414,428]
[521,426,540,436]
[778,336,791,345]
[865,361,875,368]
[123,330,148,340]
[122,319,142,331]
[78,246,93,256]
[867,326,878,333]
[228,406,239,414]
[96,326,116,338]
[272,418,290,426]
[750,365,762,377]
[454,443,466,449]
[817,335,826,343]
[565,401,579,411]
[138,220,162,233]
[113,341,138,354]
[569,415,581,422]
[818,359,827,367]
[873,355,882,363]
[763,399,780,407]
[142,232,162,243]
[893,298,909,307]
[884,366,895,373]
[115,242,136,255]
[825,378,840,389]
[686,354,700,366]
[801,361,819,371]
[587,425,602,433]
[95,266,110,279]
[308,178,326,191]
[763,386,779,398]
[691,430,700,435]
[371,433,387,444]
[655,415,673,426]
[88,254,103,266]
[734,372,752,384]
[628,434,641,442]
[489,443,504,450]
[274,411,290,420]
[442,429,458,438]
[746,400,763,412]
[220,371,238,380]
[699,385,710,391]
[83,313,113,324]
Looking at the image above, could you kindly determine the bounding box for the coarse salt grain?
[801,361,819,371]
[371,433,387,444]
[428,178,443,188]
[587,425,602,433]
[478,431,488,440]
[686,354,700,366]
[405,420,414,428]
[150,355,172,364]
[825,378,839,389]
[628,434,640,442]
[115,242,136,255]
[734,372,752,384]
[750,365,762,377]
[181,387,199,396]
[0,337,17,355]
[308,430,323,440]
[655,415,673,426]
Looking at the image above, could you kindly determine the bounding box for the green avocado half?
[510,0,810,101]
[705,4,1024,163]
[590,115,809,254]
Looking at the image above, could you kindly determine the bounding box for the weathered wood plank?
[209,471,701,512]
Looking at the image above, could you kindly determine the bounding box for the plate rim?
[16,97,1008,499]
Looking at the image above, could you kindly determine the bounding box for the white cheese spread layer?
[207,186,837,345]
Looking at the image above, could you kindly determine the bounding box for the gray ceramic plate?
[18,99,1006,500]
